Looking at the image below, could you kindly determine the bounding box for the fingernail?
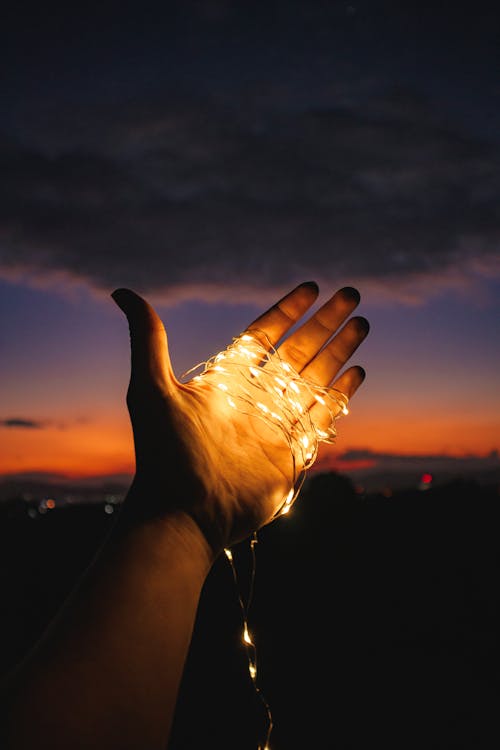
[340,286,361,304]
[302,281,319,293]
[354,316,370,335]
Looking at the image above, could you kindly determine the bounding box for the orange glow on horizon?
[338,409,499,457]
[0,416,135,479]
[0,405,497,480]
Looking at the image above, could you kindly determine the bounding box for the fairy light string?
[183,329,350,749]
[186,328,349,516]
[224,538,273,750]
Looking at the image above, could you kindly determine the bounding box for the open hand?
[112,282,369,556]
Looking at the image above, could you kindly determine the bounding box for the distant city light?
[418,473,433,491]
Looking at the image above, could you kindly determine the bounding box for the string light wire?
[225,538,273,750]
[183,328,350,748]
[184,328,349,517]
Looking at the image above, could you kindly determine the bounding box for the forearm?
[2,491,214,750]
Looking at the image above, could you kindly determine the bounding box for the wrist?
[113,477,217,574]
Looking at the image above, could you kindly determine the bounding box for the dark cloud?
[1,418,45,429]
[339,448,500,467]
[316,448,500,490]
[1,93,499,304]
[336,448,500,474]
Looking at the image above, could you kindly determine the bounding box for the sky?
[1,1,499,490]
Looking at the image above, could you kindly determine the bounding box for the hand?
[112,282,369,556]
[1,282,370,750]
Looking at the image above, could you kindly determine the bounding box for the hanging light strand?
[225,537,273,750]
[184,329,350,750]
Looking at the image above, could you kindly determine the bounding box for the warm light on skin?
[185,330,349,517]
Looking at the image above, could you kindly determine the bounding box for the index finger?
[246,281,320,345]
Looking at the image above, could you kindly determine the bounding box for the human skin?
[1,281,369,749]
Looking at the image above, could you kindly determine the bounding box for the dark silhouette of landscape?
[0,472,498,749]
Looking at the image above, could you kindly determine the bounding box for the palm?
[113,282,369,553]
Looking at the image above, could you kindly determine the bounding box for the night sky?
[1,1,499,486]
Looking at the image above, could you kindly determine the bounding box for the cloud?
[1,92,499,306]
[338,448,500,466]
[316,447,500,481]
[0,418,45,429]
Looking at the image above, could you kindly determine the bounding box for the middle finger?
[278,286,361,372]
[301,315,370,386]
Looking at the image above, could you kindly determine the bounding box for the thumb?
[111,288,176,389]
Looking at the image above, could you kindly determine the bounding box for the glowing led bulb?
[243,625,253,645]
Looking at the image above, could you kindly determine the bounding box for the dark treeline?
[1,473,498,749]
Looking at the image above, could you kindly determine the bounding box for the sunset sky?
[1,2,499,488]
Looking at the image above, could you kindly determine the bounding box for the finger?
[111,288,176,388]
[308,365,366,431]
[246,281,320,346]
[332,365,366,399]
[277,287,361,373]
[300,315,370,386]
